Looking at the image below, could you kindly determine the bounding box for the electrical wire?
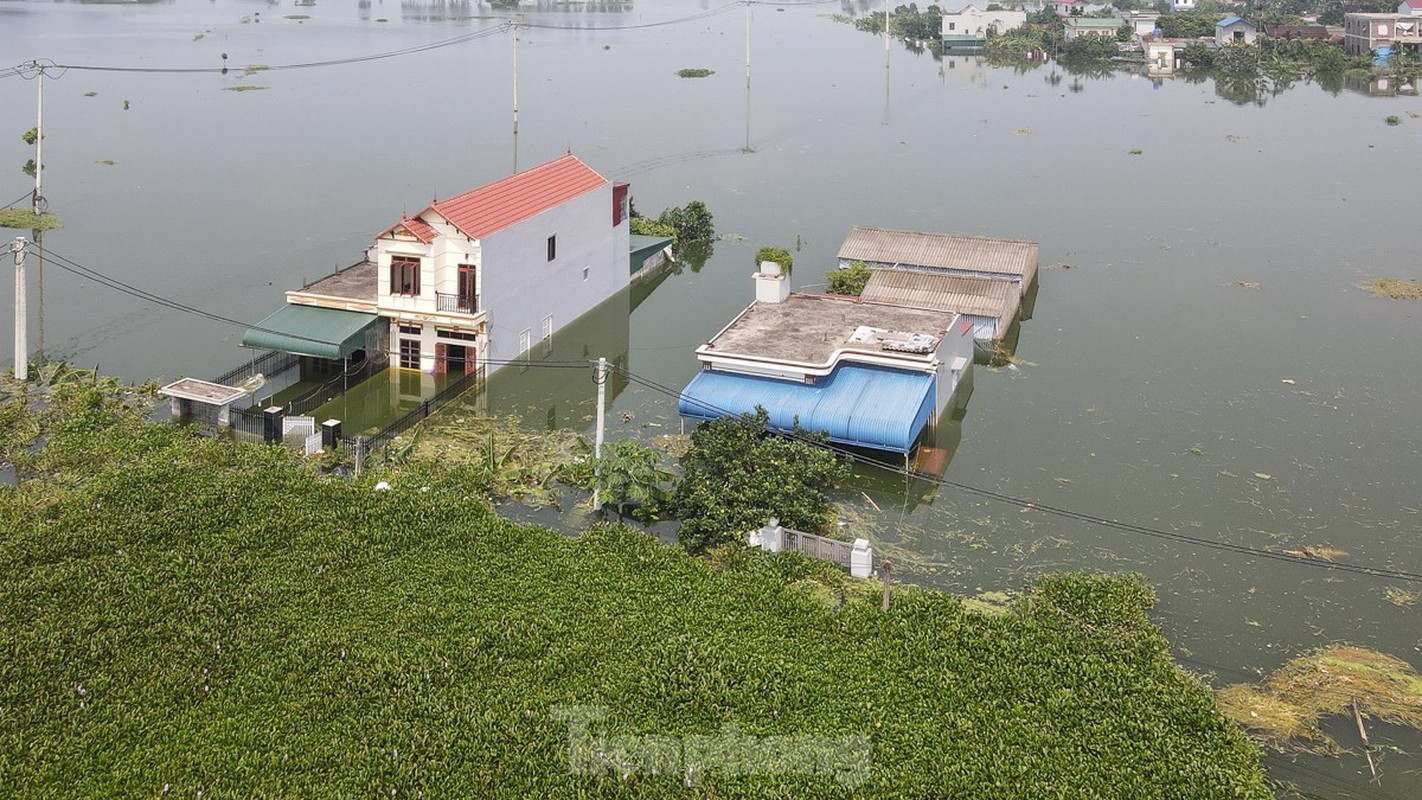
[25,240,1422,584]
[39,25,510,75]
[610,365,1422,586]
[27,243,590,369]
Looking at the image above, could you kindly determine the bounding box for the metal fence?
[211,350,299,387]
[783,528,857,569]
[342,366,485,457]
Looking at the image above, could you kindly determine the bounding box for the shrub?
[674,408,847,554]
[826,261,872,296]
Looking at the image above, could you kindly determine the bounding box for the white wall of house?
[941,7,1026,38]
[479,185,628,367]
[1215,22,1258,46]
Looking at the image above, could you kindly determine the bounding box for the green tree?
[826,261,872,296]
[629,217,675,239]
[1181,41,1216,69]
[674,408,848,554]
[657,200,715,245]
[597,438,674,521]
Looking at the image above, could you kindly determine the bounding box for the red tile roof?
[417,154,607,240]
[1405,0,1422,8]
[376,217,437,243]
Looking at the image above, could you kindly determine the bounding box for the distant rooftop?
[837,227,1038,291]
[702,294,958,367]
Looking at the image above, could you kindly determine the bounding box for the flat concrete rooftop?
[703,294,957,366]
[298,260,378,303]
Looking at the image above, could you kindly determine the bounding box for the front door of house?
[457,264,477,313]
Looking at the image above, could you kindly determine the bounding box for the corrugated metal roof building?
[679,364,937,454]
[836,227,1038,297]
[859,271,1020,343]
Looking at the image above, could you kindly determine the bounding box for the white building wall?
[480,185,628,367]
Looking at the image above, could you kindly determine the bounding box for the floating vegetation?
[1232,281,1260,289]
[1014,127,1031,136]
[676,68,714,78]
[243,64,269,76]
[1385,115,1401,126]
[224,85,268,92]
[83,91,97,98]
[1385,586,1420,607]
[1128,148,1143,155]
[285,14,311,20]
[1280,545,1348,561]
[1219,645,1422,751]
[1360,278,1422,299]
[0,210,61,231]
[388,407,590,506]
[94,160,116,166]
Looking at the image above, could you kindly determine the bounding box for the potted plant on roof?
[754,245,793,277]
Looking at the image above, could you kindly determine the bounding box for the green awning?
[241,304,383,360]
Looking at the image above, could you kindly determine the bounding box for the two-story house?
[1344,12,1422,55]
[245,154,630,382]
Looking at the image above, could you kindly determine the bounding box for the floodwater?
[4,1,1422,795]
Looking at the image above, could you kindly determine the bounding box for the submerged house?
[678,264,973,458]
[243,154,630,380]
[836,227,1038,298]
[941,5,1027,49]
[833,227,1038,361]
[858,270,1020,350]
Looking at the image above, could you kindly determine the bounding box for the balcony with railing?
[436,292,480,315]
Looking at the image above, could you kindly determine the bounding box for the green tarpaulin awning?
[241,304,383,360]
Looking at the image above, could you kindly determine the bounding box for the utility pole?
[744,2,752,153]
[592,356,607,513]
[13,237,28,382]
[33,62,44,215]
[511,21,520,174]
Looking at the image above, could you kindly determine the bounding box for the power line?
[611,365,1422,586]
[25,1,794,77]
[40,25,513,75]
[27,241,1422,585]
[27,243,588,370]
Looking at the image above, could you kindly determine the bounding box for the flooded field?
[5,1,1422,794]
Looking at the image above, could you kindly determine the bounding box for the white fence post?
[850,539,873,579]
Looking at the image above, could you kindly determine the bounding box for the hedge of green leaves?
[0,378,1270,798]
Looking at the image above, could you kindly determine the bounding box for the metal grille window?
[399,338,420,369]
[390,255,421,296]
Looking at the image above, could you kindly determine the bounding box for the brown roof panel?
[838,226,1039,293]
[860,270,1019,338]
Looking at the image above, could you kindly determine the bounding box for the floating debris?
[1232,281,1260,289]
[1360,278,1422,299]
[1280,546,1348,561]
[1385,586,1420,607]
[1218,645,1422,751]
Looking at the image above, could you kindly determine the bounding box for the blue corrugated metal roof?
[1217,15,1242,27]
[678,364,936,454]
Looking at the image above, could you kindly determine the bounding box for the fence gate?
[283,415,317,438]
